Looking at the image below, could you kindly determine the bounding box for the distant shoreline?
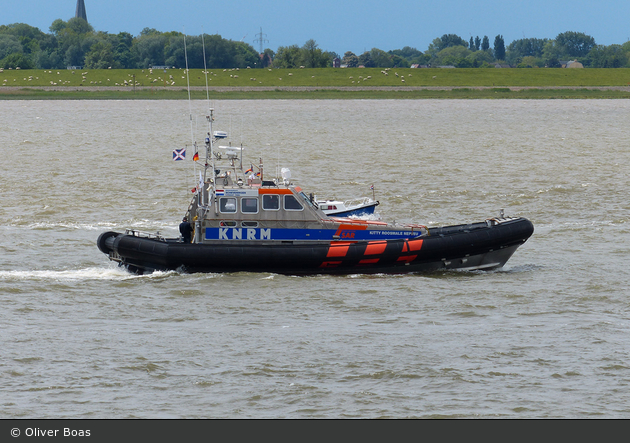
[3,85,630,91]
[2,85,630,99]
[3,67,630,98]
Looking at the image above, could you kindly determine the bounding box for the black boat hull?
[97,217,534,275]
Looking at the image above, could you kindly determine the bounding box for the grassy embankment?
[1,67,630,99]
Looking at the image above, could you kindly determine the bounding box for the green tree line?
[1,17,629,70]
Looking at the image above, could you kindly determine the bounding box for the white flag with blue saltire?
[173,148,186,161]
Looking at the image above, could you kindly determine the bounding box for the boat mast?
[201,30,217,215]
[205,110,216,196]
[183,31,196,183]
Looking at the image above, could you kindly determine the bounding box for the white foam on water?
[19,220,180,233]
[28,222,119,231]
[0,267,177,282]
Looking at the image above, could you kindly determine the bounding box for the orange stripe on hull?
[326,242,353,258]
[319,261,342,268]
[359,258,380,265]
[364,241,387,255]
[402,239,424,252]
[408,239,424,251]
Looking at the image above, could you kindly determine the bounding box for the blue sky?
[4,0,630,55]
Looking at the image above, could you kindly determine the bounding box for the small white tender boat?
[317,198,379,218]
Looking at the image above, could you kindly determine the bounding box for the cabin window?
[241,197,258,214]
[284,195,303,211]
[242,221,258,227]
[262,194,280,210]
[220,221,237,227]
[219,197,237,213]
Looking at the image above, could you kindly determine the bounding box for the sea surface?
[1,99,629,418]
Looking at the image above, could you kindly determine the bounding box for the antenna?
[201,29,214,188]
[253,27,268,54]
[183,30,195,163]
[201,28,217,214]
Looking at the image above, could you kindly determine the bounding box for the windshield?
[298,191,318,209]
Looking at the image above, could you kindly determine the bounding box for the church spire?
[75,0,88,22]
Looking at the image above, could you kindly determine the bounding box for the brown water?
[1,99,629,418]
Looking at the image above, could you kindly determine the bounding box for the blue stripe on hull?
[204,227,420,241]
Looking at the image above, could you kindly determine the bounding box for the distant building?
[332,58,340,68]
[75,0,87,22]
[565,60,584,68]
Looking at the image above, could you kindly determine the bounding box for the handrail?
[124,229,166,241]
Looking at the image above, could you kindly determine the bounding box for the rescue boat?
[97,109,533,275]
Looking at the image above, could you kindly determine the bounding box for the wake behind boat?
[97,109,534,276]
